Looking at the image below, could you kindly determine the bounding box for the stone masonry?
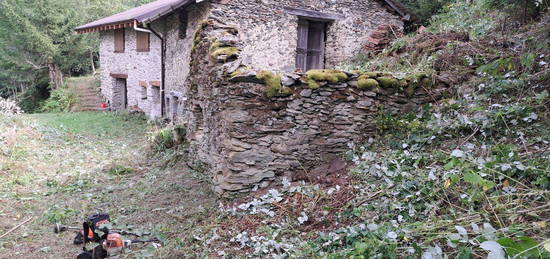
[181,19,448,193]
[92,0,422,193]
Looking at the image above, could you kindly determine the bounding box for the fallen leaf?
[445,179,451,188]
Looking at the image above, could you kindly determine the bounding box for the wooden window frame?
[114,29,125,53]
[136,31,150,52]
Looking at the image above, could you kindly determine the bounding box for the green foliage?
[106,165,136,176]
[43,206,76,224]
[428,1,499,38]
[152,128,175,152]
[477,57,515,76]
[0,0,156,107]
[397,0,455,25]
[40,85,78,112]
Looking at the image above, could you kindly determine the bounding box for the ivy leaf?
[480,241,505,259]
[464,172,483,185]
[498,236,540,256]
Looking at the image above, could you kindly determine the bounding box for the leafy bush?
[40,86,78,113]
[397,0,455,25]
[428,1,499,38]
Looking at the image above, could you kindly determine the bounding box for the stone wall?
[164,2,212,119]
[209,0,403,72]
[182,20,449,193]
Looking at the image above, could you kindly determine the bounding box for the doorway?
[296,19,327,71]
[114,78,127,110]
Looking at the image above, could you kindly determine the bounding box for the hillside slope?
[165,5,549,258]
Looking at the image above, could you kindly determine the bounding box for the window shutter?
[136,31,150,52]
[179,10,188,39]
[114,29,125,53]
[306,22,325,70]
[296,20,309,71]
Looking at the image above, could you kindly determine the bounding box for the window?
[171,96,179,117]
[296,19,327,71]
[151,86,160,103]
[136,31,150,52]
[179,10,188,39]
[141,87,147,99]
[114,29,125,53]
[165,97,171,116]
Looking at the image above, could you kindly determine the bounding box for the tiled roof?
[75,0,192,32]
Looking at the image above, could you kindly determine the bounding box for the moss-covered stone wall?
[181,19,449,193]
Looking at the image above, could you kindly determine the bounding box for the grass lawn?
[0,112,216,258]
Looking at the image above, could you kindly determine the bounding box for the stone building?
[76,0,431,193]
[76,0,414,119]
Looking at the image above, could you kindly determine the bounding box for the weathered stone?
[229,150,275,165]
[300,89,312,97]
[281,75,296,86]
[355,100,373,109]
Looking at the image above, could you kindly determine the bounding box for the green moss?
[209,40,222,53]
[192,22,206,50]
[357,75,380,90]
[306,69,348,84]
[405,85,416,97]
[363,72,379,78]
[256,71,291,98]
[376,76,400,88]
[307,79,321,89]
[210,47,239,61]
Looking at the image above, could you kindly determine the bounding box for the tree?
[0,0,154,108]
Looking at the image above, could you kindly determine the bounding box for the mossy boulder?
[306,69,348,84]
[357,75,380,90]
[376,76,400,88]
[257,71,292,98]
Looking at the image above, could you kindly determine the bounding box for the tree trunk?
[90,51,96,75]
[47,62,63,89]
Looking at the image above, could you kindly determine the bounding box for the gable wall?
[99,23,162,117]
[210,0,403,72]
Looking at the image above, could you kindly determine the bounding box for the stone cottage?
[76,0,438,193]
[76,0,414,119]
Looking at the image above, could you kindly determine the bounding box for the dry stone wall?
[182,20,449,193]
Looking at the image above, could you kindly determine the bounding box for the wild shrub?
[150,125,188,153]
[40,85,78,112]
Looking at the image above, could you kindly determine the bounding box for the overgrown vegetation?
[39,83,79,112]
[168,3,550,258]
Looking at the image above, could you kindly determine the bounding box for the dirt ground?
[0,112,217,258]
